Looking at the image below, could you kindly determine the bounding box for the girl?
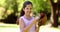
[19,1,40,32]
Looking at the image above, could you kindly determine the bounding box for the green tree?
[1,0,19,23]
[29,0,51,15]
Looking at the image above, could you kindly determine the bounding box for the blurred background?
[0,0,60,32]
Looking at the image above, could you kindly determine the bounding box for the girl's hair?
[20,1,33,17]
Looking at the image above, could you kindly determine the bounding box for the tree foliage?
[0,0,52,23]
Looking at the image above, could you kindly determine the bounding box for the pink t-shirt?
[19,16,36,32]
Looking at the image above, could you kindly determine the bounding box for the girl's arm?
[36,26,39,32]
[19,18,38,32]
[35,20,41,32]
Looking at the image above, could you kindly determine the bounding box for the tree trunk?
[50,0,58,27]
[58,0,60,25]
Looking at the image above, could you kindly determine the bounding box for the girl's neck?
[24,14,31,20]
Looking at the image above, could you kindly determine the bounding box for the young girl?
[19,1,39,32]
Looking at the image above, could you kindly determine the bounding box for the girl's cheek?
[24,9,28,13]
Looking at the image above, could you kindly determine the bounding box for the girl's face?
[23,4,32,16]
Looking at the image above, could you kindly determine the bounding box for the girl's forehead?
[26,4,32,8]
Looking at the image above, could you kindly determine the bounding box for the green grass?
[0,23,19,28]
[0,23,60,32]
[39,26,60,32]
[0,23,19,32]
[0,24,19,28]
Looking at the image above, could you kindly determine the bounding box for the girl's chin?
[27,13,31,14]
[26,13,31,16]
[27,14,30,16]
[26,14,30,16]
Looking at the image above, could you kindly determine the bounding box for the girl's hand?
[35,15,41,21]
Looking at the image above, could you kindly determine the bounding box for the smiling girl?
[19,1,39,32]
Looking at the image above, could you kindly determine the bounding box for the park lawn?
[0,23,60,32]
[0,23,19,32]
[0,23,19,28]
[39,25,60,32]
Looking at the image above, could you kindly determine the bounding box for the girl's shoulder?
[19,16,24,20]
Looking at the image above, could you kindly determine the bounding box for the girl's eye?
[30,8,32,10]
